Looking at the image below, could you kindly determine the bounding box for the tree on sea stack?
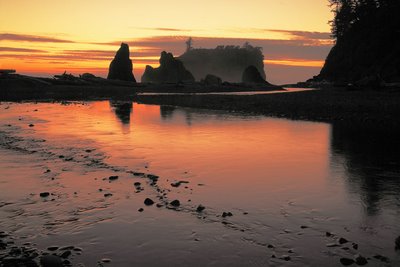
[107,43,136,82]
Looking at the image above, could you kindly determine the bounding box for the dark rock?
[354,255,368,265]
[352,243,358,250]
[340,258,355,266]
[101,258,112,263]
[242,65,268,84]
[300,225,309,229]
[202,74,222,86]
[107,43,136,82]
[170,200,180,207]
[156,203,163,208]
[147,174,159,181]
[196,205,205,212]
[47,246,58,251]
[138,208,144,212]
[339,237,349,244]
[40,255,63,267]
[104,193,113,197]
[108,175,119,181]
[134,182,141,187]
[40,192,50,198]
[144,198,154,206]
[267,244,274,248]
[222,212,233,218]
[141,51,195,83]
[28,124,34,127]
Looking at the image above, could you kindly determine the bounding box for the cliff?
[316,0,400,86]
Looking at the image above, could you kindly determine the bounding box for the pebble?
[326,231,333,237]
[40,255,63,267]
[354,255,368,266]
[281,255,291,261]
[196,205,205,212]
[40,192,50,198]
[170,200,180,207]
[222,212,233,218]
[340,257,355,266]
[339,237,349,244]
[108,175,119,181]
[60,250,71,258]
[144,198,154,206]
[138,208,144,212]
[396,236,400,250]
[373,254,389,263]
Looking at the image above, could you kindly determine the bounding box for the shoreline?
[134,88,400,128]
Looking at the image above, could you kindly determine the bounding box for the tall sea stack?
[107,43,136,82]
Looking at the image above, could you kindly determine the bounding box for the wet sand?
[1,101,400,266]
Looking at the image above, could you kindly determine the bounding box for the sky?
[0,0,333,84]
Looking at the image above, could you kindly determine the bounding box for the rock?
[354,255,368,265]
[156,203,163,208]
[395,235,400,250]
[339,237,349,244]
[171,181,189,187]
[108,175,119,181]
[144,198,154,206]
[267,244,274,248]
[141,51,195,83]
[222,212,233,218]
[104,193,113,197]
[300,225,309,229]
[196,205,205,212]
[107,43,136,82]
[138,208,144,212]
[134,182,141,187]
[170,200,180,207]
[101,258,112,263]
[29,124,34,127]
[340,258,355,266]
[242,65,268,84]
[47,246,58,251]
[40,192,50,197]
[40,255,63,267]
[352,243,358,250]
[202,74,222,86]
[80,73,96,79]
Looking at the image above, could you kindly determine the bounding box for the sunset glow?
[0,0,333,84]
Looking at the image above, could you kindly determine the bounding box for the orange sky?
[0,0,333,84]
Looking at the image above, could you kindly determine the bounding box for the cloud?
[0,33,75,43]
[0,47,45,52]
[264,29,332,40]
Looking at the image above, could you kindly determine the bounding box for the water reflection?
[110,100,133,125]
[330,123,400,216]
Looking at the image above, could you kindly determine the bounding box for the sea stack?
[141,51,195,83]
[242,65,269,84]
[107,43,136,82]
